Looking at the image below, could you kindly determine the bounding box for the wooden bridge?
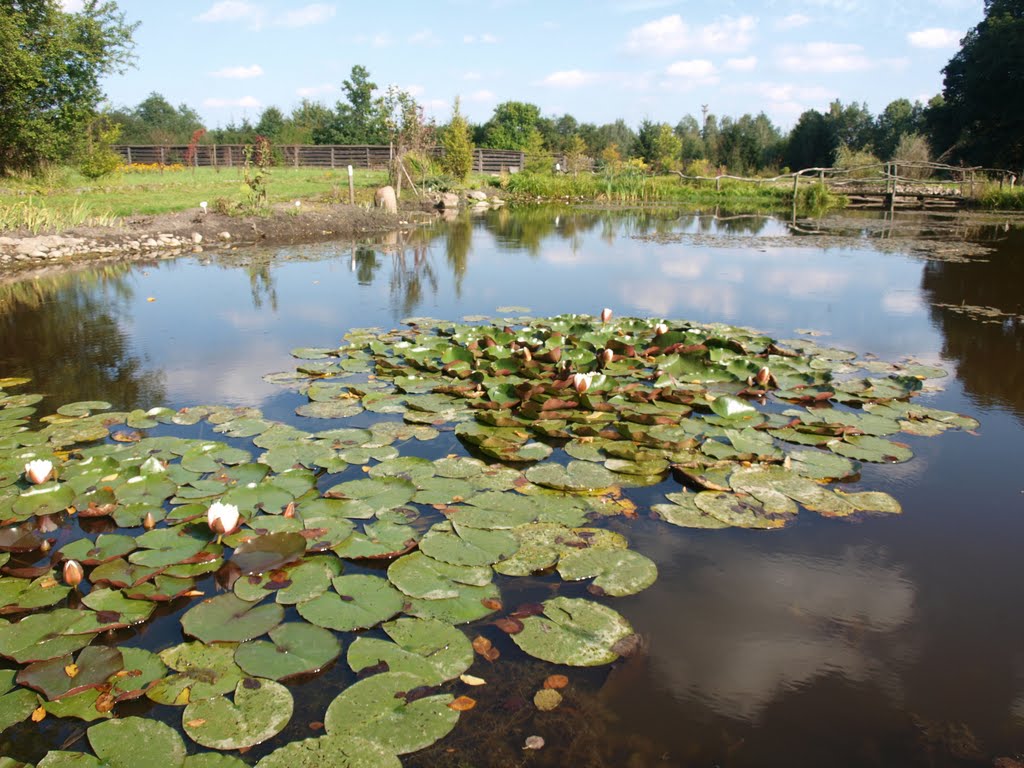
[677,161,1019,211]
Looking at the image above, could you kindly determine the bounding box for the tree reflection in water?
[0,264,165,410]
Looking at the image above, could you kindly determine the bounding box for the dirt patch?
[0,200,440,274]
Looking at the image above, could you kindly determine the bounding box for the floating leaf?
[512,597,636,667]
[181,593,284,644]
[347,618,472,685]
[17,647,122,701]
[231,532,307,575]
[556,548,658,596]
[254,735,402,768]
[88,717,185,768]
[297,574,404,631]
[324,671,459,755]
[525,461,618,494]
[419,521,518,567]
[235,623,341,680]
[387,552,493,600]
[148,643,244,705]
[0,668,38,732]
[183,678,293,750]
[533,688,562,711]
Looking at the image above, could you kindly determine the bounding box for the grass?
[0,166,394,232]
[976,184,1024,211]
[500,171,828,213]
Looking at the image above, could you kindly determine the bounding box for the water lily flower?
[24,459,53,485]
[571,372,594,394]
[207,501,240,536]
[63,560,84,588]
[143,511,156,530]
[755,366,771,387]
[653,322,669,335]
[199,201,208,213]
[600,308,613,323]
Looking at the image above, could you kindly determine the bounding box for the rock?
[191,232,203,244]
[374,185,398,213]
[144,238,159,247]
[438,192,460,210]
[466,190,488,201]
[218,231,232,241]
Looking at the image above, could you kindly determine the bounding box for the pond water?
[1,206,1022,767]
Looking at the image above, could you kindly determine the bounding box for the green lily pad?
[58,534,137,565]
[182,678,293,750]
[404,580,501,625]
[828,435,914,463]
[255,735,402,768]
[324,671,458,755]
[56,401,112,418]
[325,477,416,513]
[0,609,95,663]
[525,461,618,494]
[231,532,307,575]
[234,555,342,604]
[512,596,636,667]
[129,528,208,568]
[12,482,74,518]
[652,492,731,529]
[148,642,245,705]
[493,523,628,577]
[0,574,71,614]
[17,646,123,701]
[88,716,186,768]
[348,617,472,685]
[181,593,284,644]
[0,668,38,732]
[556,548,658,597]
[37,754,104,768]
[387,552,493,600]
[80,588,157,626]
[234,623,341,680]
[331,520,420,560]
[109,647,167,701]
[297,574,404,631]
[41,688,111,721]
[694,491,790,529]
[419,520,518,566]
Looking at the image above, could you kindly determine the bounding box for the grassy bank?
[0,166,393,233]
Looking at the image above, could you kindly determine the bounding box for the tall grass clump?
[0,198,117,234]
[978,185,1024,210]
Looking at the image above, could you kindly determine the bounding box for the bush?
[834,144,882,179]
[78,117,123,180]
[892,133,932,179]
[440,99,473,182]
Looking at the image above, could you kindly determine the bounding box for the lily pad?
[419,521,518,566]
[182,678,293,750]
[556,548,658,597]
[297,574,404,631]
[255,735,402,768]
[387,552,493,600]
[525,461,618,494]
[324,671,459,755]
[347,617,473,684]
[17,646,123,700]
[181,593,284,644]
[88,716,186,768]
[234,623,341,680]
[231,532,307,575]
[512,596,636,667]
[148,642,245,705]
[0,609,96,663]
[0,668,38,732]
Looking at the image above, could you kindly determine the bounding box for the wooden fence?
[113,145,526,173]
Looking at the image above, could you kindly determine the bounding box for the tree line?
[2,0,1022,177]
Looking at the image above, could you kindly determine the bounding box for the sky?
[67,0,986,131]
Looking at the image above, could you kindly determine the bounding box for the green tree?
[674,116,705,163]
[595,119,636,157]
[482,101,542,149]
[110,92,204,144]
[0,0,137,174]
[649,123,682,173]
[874,98,924,159]
[255,106,286,142]
[941,0,1024,167]
[784,109,831,170]
[315,65,387,144]
[288,99,334,144]
[522,127,551,173]
[440,98,474,181]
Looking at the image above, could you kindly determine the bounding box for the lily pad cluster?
[0,312,977,765]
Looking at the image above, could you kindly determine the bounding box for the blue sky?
[71,0,984,130]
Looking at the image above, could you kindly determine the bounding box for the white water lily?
[24,459,53,485]
[571,372,594,394]
[601,348,614,365]
[207,501,241,535]
[653,322,669,335]
[600,307,613,323]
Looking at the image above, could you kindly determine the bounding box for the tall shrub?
[440,98,474,182]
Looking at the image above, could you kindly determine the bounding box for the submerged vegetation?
[0,310,977,765]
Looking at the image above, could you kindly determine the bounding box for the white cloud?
[372,33,393,47]
[203,96,262,109]
[725,56,757,71]
[466,89,496,102]
[60,0,84,10]
[778,42,872,73]
[480,33,499,44]
[463,34,476,43]
[403,84,425,97]
[463,71,482,81]
[409,28,440,45]
[907,27,961,48]
[278,3,335,27]
[210,64,264,79]
[540,69,601,88]
[666,59,716,79]
[296,83,336,97]
[776,13,810,29]
[195,1,256,22]
[625,14,756,55]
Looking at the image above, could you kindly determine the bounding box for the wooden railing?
[113,145,527,173]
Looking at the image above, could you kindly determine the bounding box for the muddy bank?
[0,202,436,273]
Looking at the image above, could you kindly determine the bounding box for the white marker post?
[348,165,355,205]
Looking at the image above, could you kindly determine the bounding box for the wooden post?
[792,172,799,204]
[126,147,132,165]
[159,146,166,166]
[365,147,370,168]
[889,163,897,213]
[293,146,299,169]
[212,145,217,169]
[348,165,355,205]
[716,176,721,192]
[331,147,336,169]
[970,170,975,197]
[819,169,824,185]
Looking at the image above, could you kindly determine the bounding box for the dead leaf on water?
[31,706,46,722]
[533,689,562,711]
[460,674,486,686]
[543,674,568,690]
[448,696,477,711]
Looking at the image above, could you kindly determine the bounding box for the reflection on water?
[1,207,1023,766]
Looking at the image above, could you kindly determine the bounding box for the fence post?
[890,164,897,213]
[365,147,370,168]
[791,172,798,204]
[331,147,336,169]
[159,146,166,167]
[126,147,132,165]
[348,165,354,205]
[716,176,721,192]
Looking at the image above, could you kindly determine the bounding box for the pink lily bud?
[63,560,84,588]
[600,308,613,323]
[601,348,614,365]
[755,366,771,387]
[24,459,53,485]
[571,372,594,394]
[143,511,156,530]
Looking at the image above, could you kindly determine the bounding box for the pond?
[0,206,1022,767]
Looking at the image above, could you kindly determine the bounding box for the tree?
[255,107,286,142]
[440,98,474,181]
[874,98,924,159]
[288,100,334,144]
[649,123,682,173]
[941,0,1024,167]
[110,93,205,144]
[784,109,831,170]
[481,101,542,149]
[824,100,875,155]
[522,127,551,173]
[674,116,705,163]
[315,65,387,144]
[0,0,137,174]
